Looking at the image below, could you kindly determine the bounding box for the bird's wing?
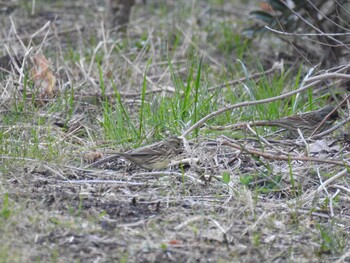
[126,147,164,156]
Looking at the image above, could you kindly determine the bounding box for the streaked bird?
[252,106,339,138]
[116,136,183,170]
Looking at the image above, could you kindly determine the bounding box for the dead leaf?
[30,54,57,103]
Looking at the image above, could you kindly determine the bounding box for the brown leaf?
[30,54,57,102]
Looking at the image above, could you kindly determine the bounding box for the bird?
[253,106,339,138]
[91,136,183,171]
[117,136,183,170]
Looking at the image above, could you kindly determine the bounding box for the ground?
[0,0,350,262]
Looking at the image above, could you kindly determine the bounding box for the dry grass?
[0,0,350,262]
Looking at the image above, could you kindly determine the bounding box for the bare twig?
[265,26,350,37]
[132,171,205,184]
[62,180,146,186]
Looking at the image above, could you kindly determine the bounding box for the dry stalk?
[62,180,146,186]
